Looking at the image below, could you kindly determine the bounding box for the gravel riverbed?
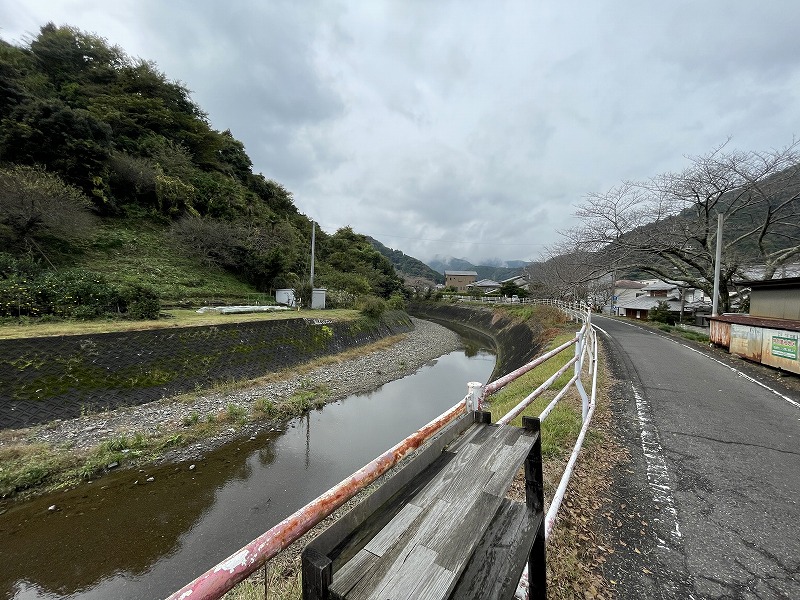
[3,317,466,461]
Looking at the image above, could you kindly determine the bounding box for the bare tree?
[525,251,598,303]
[561,141,800,311]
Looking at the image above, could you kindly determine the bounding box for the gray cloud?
[4,0,800,264]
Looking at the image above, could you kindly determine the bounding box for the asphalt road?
[595,315,800,600]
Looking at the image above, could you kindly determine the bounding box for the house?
[615,280,705,321]
[468,279,501,295]
[444,270,478,292]
[607,279,645,315]
[710,277,800,374]
[500,275,529,290]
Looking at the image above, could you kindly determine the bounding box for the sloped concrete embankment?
[408,302,546,379]
[0,311,413,429]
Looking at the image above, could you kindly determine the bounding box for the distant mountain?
[504,260,530,269]
[428,256,527,282]
[368,238,444,284]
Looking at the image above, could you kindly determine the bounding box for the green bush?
[117,284,161,319]
[359,296,386,318]
[0,266,161,320]
[648,300,676,325]
[325,288,357,309]
[387,291,407,311]
[294,281,312,308]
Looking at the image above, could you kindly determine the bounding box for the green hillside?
[367,237,444,284]
[0,24,403,320]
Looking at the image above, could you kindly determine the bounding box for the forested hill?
[367,238,444,284]
[0,24,403,319]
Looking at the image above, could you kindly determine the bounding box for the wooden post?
[301,547,331,600]
[523,416,546,599]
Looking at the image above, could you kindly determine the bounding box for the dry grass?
[0,308,359,339]
[540,344,627,600]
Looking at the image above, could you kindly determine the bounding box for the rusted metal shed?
[710,277,800,374]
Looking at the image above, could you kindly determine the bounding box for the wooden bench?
[301,411,545,600]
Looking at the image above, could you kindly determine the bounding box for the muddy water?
[0,343,495,600]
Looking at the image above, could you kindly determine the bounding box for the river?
[0,337,495,600]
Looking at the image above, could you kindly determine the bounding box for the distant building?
[608,279,646,315]
[468,279,501,295]
[500,275,529,290]
[444,270,478,292]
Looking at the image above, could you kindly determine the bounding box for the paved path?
[595,316,800,600]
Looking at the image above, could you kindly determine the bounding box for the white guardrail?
[166,300,598,600]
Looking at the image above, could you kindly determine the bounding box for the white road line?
[632,382,682,546]
[592,324,610,337]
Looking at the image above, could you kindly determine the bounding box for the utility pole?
[712,214,723,316]
[310,220,316,288]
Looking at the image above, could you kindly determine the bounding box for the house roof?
[614,279,646,289]
[472,279,500,288]
[710,313,800,333]
[641,281,677,292]
[737,276,800,290]
[617,296,682,311]
[445,270,478,277]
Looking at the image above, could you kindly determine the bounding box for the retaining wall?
[0,311,413,429]
[408,302,546,379]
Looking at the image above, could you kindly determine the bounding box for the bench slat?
[304,415,544,600]
[450,498,544,600]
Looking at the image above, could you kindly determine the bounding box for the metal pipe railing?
[165,397,469,600]
[480,334,580,407]
[495,354,579,426]
[499,299,598,600]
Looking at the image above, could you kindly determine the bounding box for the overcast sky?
[3,1,799,265]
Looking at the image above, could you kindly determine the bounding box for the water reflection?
[0,346,495,600]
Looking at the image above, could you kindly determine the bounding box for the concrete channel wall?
[0,311,413,429]
[408,302,547,380]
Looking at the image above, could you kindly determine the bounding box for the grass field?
[0,308,359,339]
[76,220,257,302]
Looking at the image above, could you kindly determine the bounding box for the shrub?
[648,300,676,325]
[0,165,95,246]
[359,296,386,318]
[33,269,116,318]
[387,291,407,311]
[117,284,161,319]
[294,281,313,308]
[325,288,357,309]
[0,266,161,320]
